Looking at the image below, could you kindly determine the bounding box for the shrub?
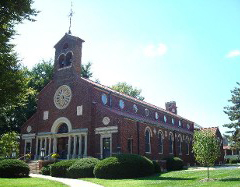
[152,160,161,173]
[41,165,51,175]
[50,159,78,177]
[164,157,184,171]
[0,159,29,178]
[229,158,238,164]
[94,154,154,179]
[67,158,99,178]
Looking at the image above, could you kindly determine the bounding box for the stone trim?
[95,126,118,134]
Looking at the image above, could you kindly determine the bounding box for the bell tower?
[53,33,85,80]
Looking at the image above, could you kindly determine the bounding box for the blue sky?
[14,0,240,134]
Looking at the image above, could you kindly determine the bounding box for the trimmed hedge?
[94,154,155,179]
[41,165,51,175]
[0,159,29,178]
[164,157,184,171]
[229,158,239,164]
[67,158,99,178]
[50,159,78,177]
[152,160,161,173]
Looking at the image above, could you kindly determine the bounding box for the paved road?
[30,174,103,187]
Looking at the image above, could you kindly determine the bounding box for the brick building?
[20,33,195,165]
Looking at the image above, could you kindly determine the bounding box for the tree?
[223,82,240,149]
[0,132,19,158]
[0,60,53,135]
[0,0,38,112]
[81,62,93,78]
[111,82,144,100]
[193,130,221,180]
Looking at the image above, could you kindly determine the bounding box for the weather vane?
[68,1,74,34]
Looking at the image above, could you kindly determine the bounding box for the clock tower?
[53,33,85,81]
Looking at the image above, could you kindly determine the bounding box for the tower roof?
[54,33,85,48]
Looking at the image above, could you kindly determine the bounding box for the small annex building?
[20,33,195,165]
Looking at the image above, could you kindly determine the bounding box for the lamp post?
[40,148,45,160]
[12,148,16,158]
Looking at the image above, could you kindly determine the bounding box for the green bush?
[0,159,29,178]
[67,158,99,178]
[41,165,51,175]
[94,154,154,179]
[152,160,161,173]
[229,158,238,164]
[164,157,184,171]
[50,159,78,177]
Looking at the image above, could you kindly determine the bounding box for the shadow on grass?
[219,178,240,182]
[134,174,196,181]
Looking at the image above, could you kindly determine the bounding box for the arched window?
[145,128,151,153]
[169,133,174,154]
[177,135,182,155]
[65,52,73,66]
[59,54,65,68]
[57,123,68,133]
[186,137,189,155]
[158,131,163,154]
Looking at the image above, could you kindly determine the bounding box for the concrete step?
[27,161,40,174]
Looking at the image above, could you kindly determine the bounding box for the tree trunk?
[207,166,209,180]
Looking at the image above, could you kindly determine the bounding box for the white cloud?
[143,43,167,57]
[226,50,240,58]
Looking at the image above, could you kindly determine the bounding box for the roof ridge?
[81,77,194,123]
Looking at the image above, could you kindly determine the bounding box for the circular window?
[101,93,108,105]
[164,115,167,123]
[155,112,159,120]
[27,126,32,133]
[119,99,125,109]
[102,117,110,125]
[54,85,72,109]
[145,109,149,116]
[179,120,182,127]
[133,104,138,113]
[172,118,175,124]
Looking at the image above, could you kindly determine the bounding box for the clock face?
[54,85,72,109]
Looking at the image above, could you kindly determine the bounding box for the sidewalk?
[30,174,103,187]
[187,165,240,171]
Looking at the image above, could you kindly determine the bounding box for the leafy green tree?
[0,60,52,135]
[193,130,221,180]
[0,0,38,112]
[223,82,240,149]
[81,62,93,78]
[0,132,19,158]
[111,82,144,100]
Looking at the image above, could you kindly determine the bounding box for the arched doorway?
[57,123,68,159]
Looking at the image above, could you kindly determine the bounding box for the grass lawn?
[83,169,240,187]
[0,177,67,187]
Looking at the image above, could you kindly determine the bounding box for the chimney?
[165,101,177,114]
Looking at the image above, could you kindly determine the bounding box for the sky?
[14,0,240,135]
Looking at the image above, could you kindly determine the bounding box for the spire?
[68,1,74,34]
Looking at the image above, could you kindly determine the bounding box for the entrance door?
[25,142,31,154]
[102,137,111,159]
[57,137,68,159]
